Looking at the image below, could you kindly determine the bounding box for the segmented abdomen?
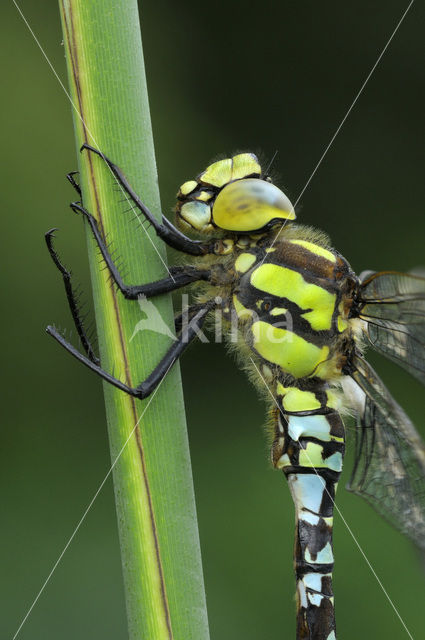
[272,385,345,640]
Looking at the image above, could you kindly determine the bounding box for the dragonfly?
[46,145,425,640]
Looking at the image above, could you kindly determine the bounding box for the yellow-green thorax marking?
[233,237,354,381]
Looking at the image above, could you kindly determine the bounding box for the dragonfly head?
[176,153,296,234]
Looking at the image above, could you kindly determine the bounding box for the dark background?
[3,1,425,638]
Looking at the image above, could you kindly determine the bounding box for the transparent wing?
[357,270,425,384]
[346,355,425,550]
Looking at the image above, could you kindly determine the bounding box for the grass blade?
[58,2,210,638]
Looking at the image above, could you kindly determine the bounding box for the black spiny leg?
[45,229,99,365]
[47,301,215,398]
[174,302,210,335]
[70,201,212,298]
[80,143,215,256]
[66,171,82,196]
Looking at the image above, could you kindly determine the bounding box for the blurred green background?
[3,1,425,638]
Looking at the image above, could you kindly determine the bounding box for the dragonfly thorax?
[232,238,355,381]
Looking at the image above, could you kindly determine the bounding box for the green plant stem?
[58,2,210,638]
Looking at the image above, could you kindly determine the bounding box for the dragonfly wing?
[345,355,425,550]
[357,270,425,385]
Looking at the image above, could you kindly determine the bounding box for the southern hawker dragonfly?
[46,145,425,640]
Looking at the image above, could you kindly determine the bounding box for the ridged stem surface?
[59,2,210,638]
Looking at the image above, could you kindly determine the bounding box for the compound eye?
[212,178,295,232]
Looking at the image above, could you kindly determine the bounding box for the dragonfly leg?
[174,302,209,335]
[66,171,81,196]
[80,143,216,256]
[70,201,212,298]
[45,229,99,365]
[46,301,216,399]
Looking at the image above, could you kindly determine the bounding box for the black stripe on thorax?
[263,257,342,295]
[234,287,337,348]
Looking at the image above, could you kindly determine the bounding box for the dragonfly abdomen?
[272,385,345,640]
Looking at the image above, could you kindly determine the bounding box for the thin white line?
[293,0,414,209]
[12,0,174,281]
[249,357,414,640]
[11,362,174,640]
[332,501,413,640]
[264,0,415,258]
